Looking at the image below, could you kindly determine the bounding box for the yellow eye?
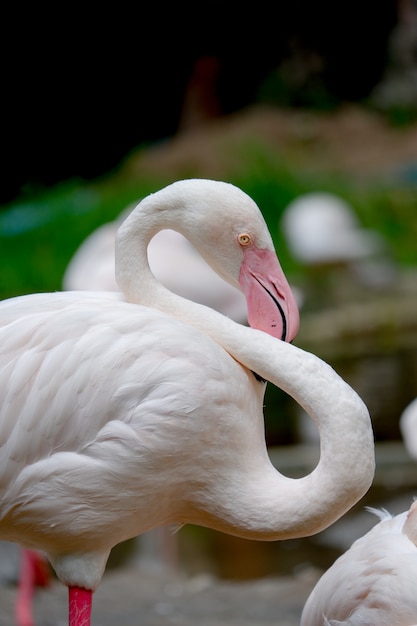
[238,233,251,246]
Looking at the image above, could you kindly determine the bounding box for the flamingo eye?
[238,233,251,246]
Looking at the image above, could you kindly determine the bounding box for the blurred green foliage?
[0,138,416,301]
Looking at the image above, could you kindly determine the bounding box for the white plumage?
[300,501,417,625]
[0,179,374,626]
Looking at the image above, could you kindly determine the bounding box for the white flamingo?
[300,501,417,625]
[0,179,374,626]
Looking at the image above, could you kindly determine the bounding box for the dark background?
[1,1,399,205]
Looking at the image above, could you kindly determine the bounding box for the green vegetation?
[1,137,416,301]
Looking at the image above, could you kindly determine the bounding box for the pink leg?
[15,549,50,626]
[69,586,92,626]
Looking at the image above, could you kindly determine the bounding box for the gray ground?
[0,565,316,626]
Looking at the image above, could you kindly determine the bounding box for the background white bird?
[281,192,396,311]
[281,192,383,266]
[63,210,248,324]
[400,397,417,460]
[0,179,374,626]
[300,500,417,626]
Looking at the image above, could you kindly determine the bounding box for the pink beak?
[239,247,300,342]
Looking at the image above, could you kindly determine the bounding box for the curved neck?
[198,331,375,540]
[115,196,246,335]
[115,202,375,541]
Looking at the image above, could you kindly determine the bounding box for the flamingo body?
[300,501,417,625]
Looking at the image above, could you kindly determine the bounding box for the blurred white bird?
[281,192,383,265]
[281,192,395,303]
[300,501,417,625]
[63,211,248,325]
[400,397,417,460]
[0,179,375,626]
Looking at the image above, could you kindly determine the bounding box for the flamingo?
[281,192,395,304]
[400,397,417,461]
[300,500,417,625]
[0,178,374,626]
[63,218,248,324]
